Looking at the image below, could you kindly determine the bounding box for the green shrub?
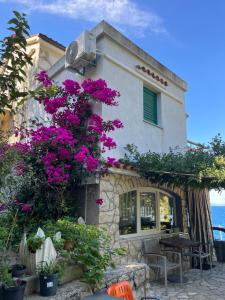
[43,219,125,291]
[27,236,45,253]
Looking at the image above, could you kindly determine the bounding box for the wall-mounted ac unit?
[65,31,96,71]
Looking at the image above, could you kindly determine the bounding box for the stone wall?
[99,169,189,267]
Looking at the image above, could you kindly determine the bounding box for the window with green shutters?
[143,87,158,125]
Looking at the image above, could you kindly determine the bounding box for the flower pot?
[2,280,26,300]
[12,264,26,278]
[63,240,74,250]
[39,273,58,297]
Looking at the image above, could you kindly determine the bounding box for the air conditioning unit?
[65,31,96,71]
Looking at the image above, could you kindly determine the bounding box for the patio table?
[159,237,200,283]
[159,237,200,250]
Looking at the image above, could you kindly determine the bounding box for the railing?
[212,226,225,240]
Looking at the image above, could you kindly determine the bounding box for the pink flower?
[14,200,32,214]
[42,153,58,166]
[100,134,117,150]
[15,161,26,176]
[96,198,104,206]
[63,80,80,95]
[106,157,120,167]
[88,114,103,134]
[15,143,30,154]
[80,145,90,154]
[82,79,119,106]
[86,155,99,171]
[112,119,123,129]
[0,203,6,212]
[36,70,52,87]
[21,203,32,214]
[58,147,70,160]
[65,112,80,126]
[44,97,66,114]
[74,151,86,163]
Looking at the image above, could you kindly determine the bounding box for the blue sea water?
[210,206,225,240]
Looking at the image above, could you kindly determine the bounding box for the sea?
[210,206,225,240]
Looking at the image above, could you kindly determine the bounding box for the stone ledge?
[24,280,92,300]
[25,263,150,300]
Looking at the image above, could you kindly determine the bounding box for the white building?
[5,21,191,264]
[23,21,188,159]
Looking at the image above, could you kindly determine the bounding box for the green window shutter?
[143,87,158,125]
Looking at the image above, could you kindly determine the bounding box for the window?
[119,191,137,235]
[143,87,158,125]
[140,192,157,230]
[159,193,177,231]
[119,188,179,236]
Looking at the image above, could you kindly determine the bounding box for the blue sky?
[1,0,225,145]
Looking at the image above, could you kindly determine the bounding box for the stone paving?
[148,263,225,300]
[25,263,225,299]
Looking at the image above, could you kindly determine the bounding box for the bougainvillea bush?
[12,72,123,227]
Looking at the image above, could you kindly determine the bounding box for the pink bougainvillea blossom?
[0,203,6,212]
[31,126,76,146]
[96,198,104,206]
[63,79,80,95]
[14,200,32,214]
[44,97,66,114]
[88,114,103,134]
[21,203,32,214]
[36,70,52,87]
[112,119,123,129]
[106,157,120,168]
[15,160,26,176]
[100,134,117,150]
[86,155,99,171]
[82,79,119,106]
[58,147,71,160]
[19,72,123,185]
[74,145,90,163]
[15,143,30,154]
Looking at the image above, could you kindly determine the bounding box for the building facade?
[9,21,190,263]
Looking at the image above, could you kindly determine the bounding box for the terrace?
[23,262,225,300]
[150,263,225,300]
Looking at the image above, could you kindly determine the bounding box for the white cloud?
[3,0,166,35]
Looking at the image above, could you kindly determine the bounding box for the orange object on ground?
[107,281,159,300]
[107,281,134,300]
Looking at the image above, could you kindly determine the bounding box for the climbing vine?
[123,135,225,190]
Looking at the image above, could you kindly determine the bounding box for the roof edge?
[27,33,66,51]
[91,20,187,91]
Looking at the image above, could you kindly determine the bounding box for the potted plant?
[0,260,26,300]
[11,264,26,278]
[54,219,76,250]
[27,236,44,253]
[37,260,63,297]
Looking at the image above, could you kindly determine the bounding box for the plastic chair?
[107,281,159,300]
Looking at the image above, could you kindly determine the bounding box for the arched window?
[119,188,181,236]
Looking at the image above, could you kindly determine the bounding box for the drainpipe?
[84,183,87,223]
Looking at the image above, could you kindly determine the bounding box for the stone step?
[24,280,92,300]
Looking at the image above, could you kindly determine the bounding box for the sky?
[1,0,225,204]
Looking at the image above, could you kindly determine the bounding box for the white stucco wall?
[85,35,187,158]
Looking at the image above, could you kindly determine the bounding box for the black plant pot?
[12,264,26,278]
[39,273,58,297]
[2,280,26,300]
